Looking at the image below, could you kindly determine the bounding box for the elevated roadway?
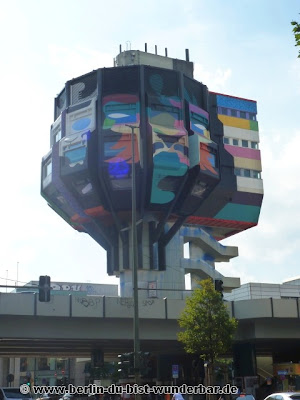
[0,293,300,357]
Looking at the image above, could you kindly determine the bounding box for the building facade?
[40,47,263,297]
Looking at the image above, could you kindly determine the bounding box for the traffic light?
[91,349,104,368]
[215,279,224,298]
[192,358,205,379]
[118,352,134,378]
[139,352,152,378]
[39,275,51,302]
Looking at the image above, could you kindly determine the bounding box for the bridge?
[0,293,300,358]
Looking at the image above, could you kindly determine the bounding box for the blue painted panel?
[216,95,257,113]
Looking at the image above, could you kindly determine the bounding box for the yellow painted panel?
[218,115,251,130]
[234,157,262,170]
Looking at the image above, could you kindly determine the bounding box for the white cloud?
[48,45,113,80]
[194,63,232,91]
[289,59,300,93]
[217,260,256,284]
[261,130,300,208]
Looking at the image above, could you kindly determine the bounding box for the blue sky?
[0,0,299,289]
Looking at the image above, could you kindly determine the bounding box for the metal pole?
[126,124,140,384]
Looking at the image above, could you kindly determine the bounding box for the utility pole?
[126,124,140,385]
[5,270,8,293]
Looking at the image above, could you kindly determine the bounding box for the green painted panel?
[249,120,259,131]
[214,203,261,223]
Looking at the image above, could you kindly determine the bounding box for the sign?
[148,281,157,298]
[66,100,96,136]
[172,364,179,379]
[274,363,300,375]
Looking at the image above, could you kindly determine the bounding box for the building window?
[54,130,62,142]
[233,139,239,146]
[20,358,35,372]
[251,141,259,149]
[208,152,216,168]
[231,109,237,117]
[221,107,227,115]
[235,168,261,179]
[252,170,261,179]
[56,358,68,371]
[242,140,248,148]
[223,137,230,144]
[64,144,86,166]
[240,111,246,119]
[45,161,52,178]
[249,113,256,121]
[37,358,51,371]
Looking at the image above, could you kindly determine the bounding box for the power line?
[0,276,34,285]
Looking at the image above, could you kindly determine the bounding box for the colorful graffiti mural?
[103,94,140,187]
[146,72,189,204]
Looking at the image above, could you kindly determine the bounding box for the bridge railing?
[0,293,300,320]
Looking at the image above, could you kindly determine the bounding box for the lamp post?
[125,124,140,384]
[17,262,19,286]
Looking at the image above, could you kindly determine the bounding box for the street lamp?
[125,124,140,384]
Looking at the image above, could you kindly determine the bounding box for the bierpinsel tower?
[41,45,263,298]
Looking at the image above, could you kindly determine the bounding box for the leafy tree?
[177,279,238,384]
[291,17,300,58]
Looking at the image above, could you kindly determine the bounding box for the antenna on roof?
[185,49,190,61]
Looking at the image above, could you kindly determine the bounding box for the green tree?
[177,279,238,384]
[291,16,300,58]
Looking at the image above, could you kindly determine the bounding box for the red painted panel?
[224,144,261,160]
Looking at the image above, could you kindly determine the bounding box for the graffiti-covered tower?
[41,47,263,297]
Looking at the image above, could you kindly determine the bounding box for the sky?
[0,0,300,291]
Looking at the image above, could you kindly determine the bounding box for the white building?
[225,278,300,301]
